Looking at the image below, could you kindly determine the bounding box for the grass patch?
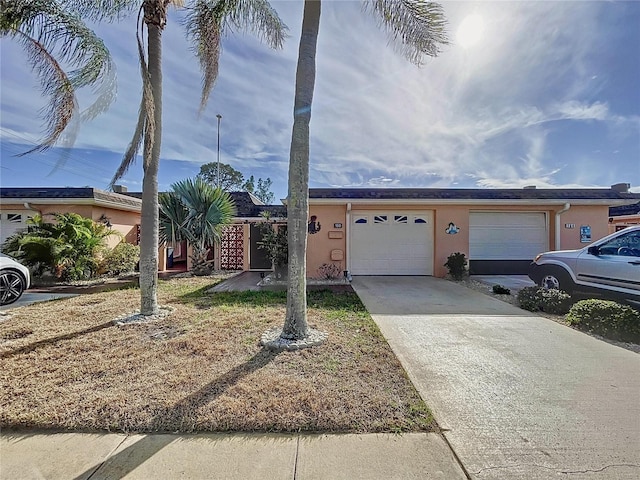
[0,276,435,434]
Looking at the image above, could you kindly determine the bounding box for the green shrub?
[492,284,511,295]
[257,224,288,267]
[517,286,544,311]
[444,252,467,280]
[539,289,572,315]
[516,286,572,314]
[566,299,640,342]
[2,213,116,280]
[101,242,140,275]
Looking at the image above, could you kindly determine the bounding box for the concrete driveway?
[352,276,640,479]
[0,292,77,311]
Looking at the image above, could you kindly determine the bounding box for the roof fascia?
[2,196,142,213]
[232,216,287,222]
[308,198,634,206]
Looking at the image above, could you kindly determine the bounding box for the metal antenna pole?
[216,114,222,188]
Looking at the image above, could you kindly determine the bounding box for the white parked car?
[528,225,640,307]
[0,253,31,305]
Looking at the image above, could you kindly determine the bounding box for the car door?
[575,229,640,294]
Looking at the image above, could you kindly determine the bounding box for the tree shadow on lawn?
[0,320,115,359]
[72,348,281,480]
[175,287,366,313]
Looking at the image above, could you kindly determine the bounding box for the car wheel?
[539,267,574,294]
[0,270,26,305]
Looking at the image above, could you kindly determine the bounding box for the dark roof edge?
[308,188,640,201]
[0,187,141,210]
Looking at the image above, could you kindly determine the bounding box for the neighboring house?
[304,183,640,277]
[0,186,286,273]
[609,201,640,233]
[0,187,142,248]
[121,190,287,272]
[215,192,287,271]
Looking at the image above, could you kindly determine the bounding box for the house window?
[394,215,408,224]
[374,215,388,224]
[414,217,427,224]
[7,214,22,223]
[354,216,368,224]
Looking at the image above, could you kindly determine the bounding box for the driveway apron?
[352,276,640,479]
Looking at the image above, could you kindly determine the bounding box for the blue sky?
[1,1,639,202]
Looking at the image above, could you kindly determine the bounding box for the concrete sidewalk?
[0,431,466,479]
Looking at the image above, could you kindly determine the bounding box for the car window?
[599,231,640,257]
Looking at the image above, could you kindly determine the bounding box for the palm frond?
[364,0,449,65]
[159,192,189,245]
[12,31,77,155]
[185,0,287,112]
[60,0,140,22]
[110,94,146,187]
[223,0,287,49]
[166,178,236,249]
[111,8,156,185]
[1,0,115,150]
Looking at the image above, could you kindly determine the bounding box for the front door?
[250,224,272,270]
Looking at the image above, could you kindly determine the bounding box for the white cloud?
[1,0,638,194]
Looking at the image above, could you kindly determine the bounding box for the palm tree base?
[260,327,327,351]
[113,306,174,325]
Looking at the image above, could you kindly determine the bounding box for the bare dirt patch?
[0,275,435,434]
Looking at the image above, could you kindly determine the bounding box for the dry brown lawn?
[0,276,435,434]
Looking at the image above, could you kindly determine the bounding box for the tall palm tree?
[2,1,285,316]
[97,0,285,315]
[159,177,236,275]
[0,0,116,154]
[276,0,448,346]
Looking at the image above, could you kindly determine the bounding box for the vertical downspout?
[555,203,571,250]
[346,202,352,274]
[23,202,41,215]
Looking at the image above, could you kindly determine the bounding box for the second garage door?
[350,211,434,275]
[469,212,548,274]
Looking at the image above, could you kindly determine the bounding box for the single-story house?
[3,184,639,278]
[0,187,286,273]
[120,190,287,272]
[609,201,640,233]
[0,187,142,248]
[304,183,640,277]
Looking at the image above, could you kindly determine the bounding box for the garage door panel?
[350,211,433,275]
[0,212,31,245]
[470,212,547,260]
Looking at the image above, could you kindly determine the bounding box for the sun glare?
[457,14,485,48]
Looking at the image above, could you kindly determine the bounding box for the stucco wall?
[608,215,640,234]
[434,205,469,277]
[308,202,613,279]
[1,203,140,250]
[557,205,609,249]
[307,205,347,278]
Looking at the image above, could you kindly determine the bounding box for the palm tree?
[159,177,236,275]
[0,0,116,154]
[95,0,285,315]
[272,0,448,347]
[2,1,285,315]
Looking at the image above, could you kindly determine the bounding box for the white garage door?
[469,212,547,260]
[0,212,31,245]
[350,211,434,275]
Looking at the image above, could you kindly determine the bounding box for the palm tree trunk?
[282,0,321,340]
[139,21,163,316]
